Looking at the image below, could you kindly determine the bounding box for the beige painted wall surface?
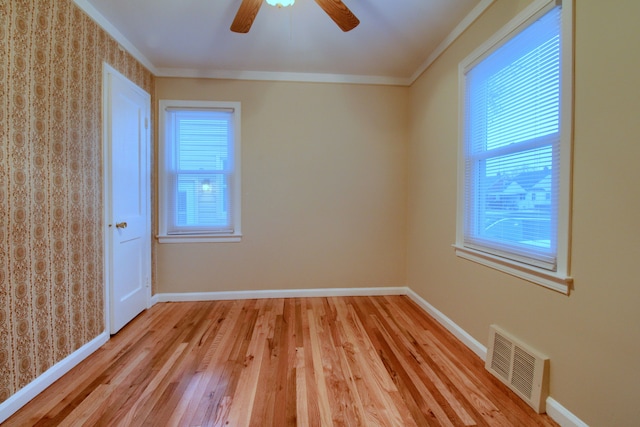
[155,79,408,293]
[407,0,640,425]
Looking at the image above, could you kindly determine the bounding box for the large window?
[158,100,241,243]
[456,0,572,293]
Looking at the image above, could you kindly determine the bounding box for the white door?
[104,64,151,334]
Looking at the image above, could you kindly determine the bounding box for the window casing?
[158,100,241,243]
[455,0,572,293]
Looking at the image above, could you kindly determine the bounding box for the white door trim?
[102,63,151,334]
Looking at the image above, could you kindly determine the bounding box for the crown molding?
[155,67,412,86]
[75,0,495,87]
[409,0,496,84]
[72,0,159,75]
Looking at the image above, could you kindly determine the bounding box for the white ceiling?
[74,0,492,85]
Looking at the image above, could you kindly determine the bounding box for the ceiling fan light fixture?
[231,0,358,33]
[265,0,295,8]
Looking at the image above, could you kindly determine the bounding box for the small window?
[158,100,241,243]
[455,0,572,293]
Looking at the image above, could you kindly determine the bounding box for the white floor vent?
[485,325,550,413]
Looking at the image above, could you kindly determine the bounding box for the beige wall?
[0,0,154,404]
[407,0,640,425]
[155,78,408,293]
[6,0,638,423]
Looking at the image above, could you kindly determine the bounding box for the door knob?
[115,222,128,229]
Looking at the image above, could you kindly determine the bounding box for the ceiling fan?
[231,0,360,33]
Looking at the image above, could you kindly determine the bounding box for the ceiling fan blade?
[313,0,360,32]
[230,0,263,33]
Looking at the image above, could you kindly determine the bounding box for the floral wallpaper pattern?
[0,0,153,402]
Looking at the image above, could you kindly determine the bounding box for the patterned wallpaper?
[0,0,154,403]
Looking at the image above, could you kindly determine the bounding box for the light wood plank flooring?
[4,296,558,426]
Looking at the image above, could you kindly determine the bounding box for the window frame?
[158,99,242,243]
[454,0,573,294]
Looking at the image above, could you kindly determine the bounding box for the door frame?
[102,63,152,334]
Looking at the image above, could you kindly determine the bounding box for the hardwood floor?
[4,296,558,426]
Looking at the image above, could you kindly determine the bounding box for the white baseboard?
[405,288,487,360]
[155,286,409,302]
[0,331,109,424]
[150,293,160,306]
[546,397,589,427]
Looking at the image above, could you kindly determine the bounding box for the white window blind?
[463,5,562,271]
[165,108,236,235]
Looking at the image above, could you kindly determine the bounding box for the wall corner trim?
[0,332,109,424]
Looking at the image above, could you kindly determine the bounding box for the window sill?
[157,234,242,244]
[453,244,572,295]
